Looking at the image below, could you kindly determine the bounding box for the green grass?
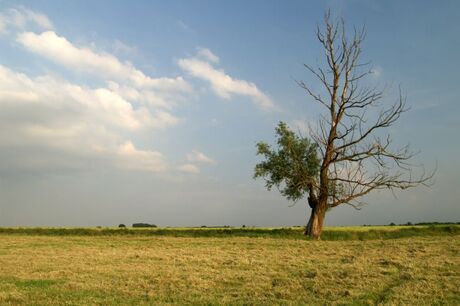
[0,224,458,240]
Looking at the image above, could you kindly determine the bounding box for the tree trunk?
[304,202,326,240]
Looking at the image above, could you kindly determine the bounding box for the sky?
[0,0,459,227]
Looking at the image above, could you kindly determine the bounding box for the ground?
[0,227,458,305]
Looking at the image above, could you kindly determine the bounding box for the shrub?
[132,223,157,228]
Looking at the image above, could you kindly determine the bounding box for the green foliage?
[254,122,320,201]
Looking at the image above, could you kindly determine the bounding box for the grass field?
[1,224,459,240]
[0,226,459,305]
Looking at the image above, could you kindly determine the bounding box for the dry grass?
[0,234,459,305]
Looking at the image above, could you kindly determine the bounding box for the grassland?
[0,224,459,240]
[0,226,458,305]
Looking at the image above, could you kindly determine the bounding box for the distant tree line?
[118,223,158,228]
[116,222,459,229]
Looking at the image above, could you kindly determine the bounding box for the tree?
[254,11,433,240]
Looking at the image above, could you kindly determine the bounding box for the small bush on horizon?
[132,223,157,228]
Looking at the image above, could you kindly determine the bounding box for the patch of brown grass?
[0,235,458,305]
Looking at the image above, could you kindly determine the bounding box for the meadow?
[0,225,458,305]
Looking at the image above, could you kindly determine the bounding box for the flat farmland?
[0,227,459,305]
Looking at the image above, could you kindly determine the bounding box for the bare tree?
[255,11,433,240]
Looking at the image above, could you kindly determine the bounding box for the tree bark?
[304,201,326,240]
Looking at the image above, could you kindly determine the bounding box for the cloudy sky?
[0,0,458,227]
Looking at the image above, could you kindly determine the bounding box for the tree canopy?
[254,122,320,202]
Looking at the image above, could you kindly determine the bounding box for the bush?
[132,223,157,228]
[118,224,126,228]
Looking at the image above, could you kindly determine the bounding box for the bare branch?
[297,11,434,213]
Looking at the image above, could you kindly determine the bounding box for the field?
[0,226,459,305]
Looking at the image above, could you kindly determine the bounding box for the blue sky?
[0,0,458,227]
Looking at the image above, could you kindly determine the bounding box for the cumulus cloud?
[177,164,200,174]
[116,141,168,172]
[177,150,216,175]
[0,7,53,33]
[106,81,172,110]
[178,49,274,110]
[186,150,216,164]
[1,12,203,175]
[16,30,194,123]
[1,8,231,177]
[0,65,176,173]
[17,31,192,93]
[0,65,177,131]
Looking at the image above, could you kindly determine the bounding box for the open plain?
[0,226,459,305]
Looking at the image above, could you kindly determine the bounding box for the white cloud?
[151,110,181,128]
[186,150,216,164]
[0,65,176,173]
[106,81,172,110]
[16,31,192,93]
[0,7,53,33]
[178,49,274,110]
[196,47,219,64]
[0,8,220,177]
[0,65,178,131]
[178,163,200,174]
[16,30,195,124]
[117,141,168,172]
[0,6,211,176]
